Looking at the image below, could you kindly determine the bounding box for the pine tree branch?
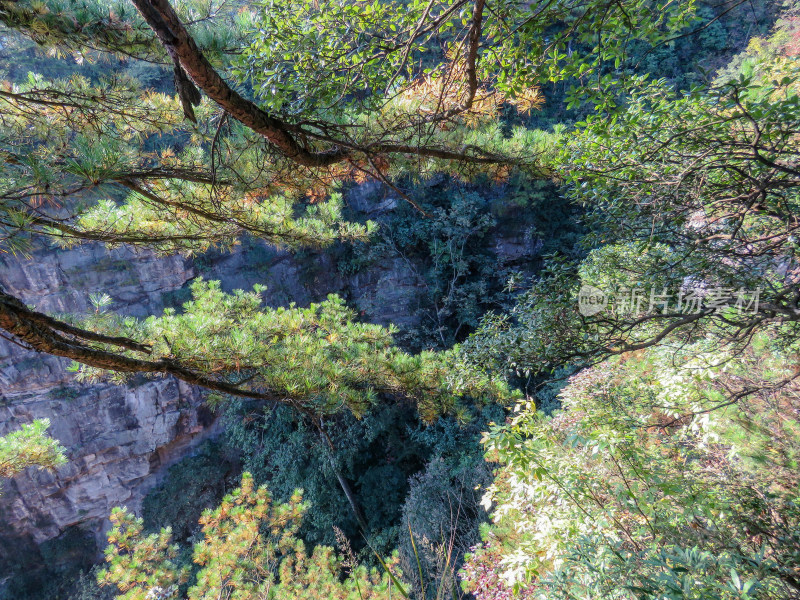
[0,286,281,401]
[131,0,350,167]
[130,0,501,167]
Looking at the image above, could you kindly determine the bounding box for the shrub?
[462,336,800,599]
[141,441,240,541]
[400,456,491,599]
[99,473,403,600]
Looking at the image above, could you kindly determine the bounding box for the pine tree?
[99,473,403,600]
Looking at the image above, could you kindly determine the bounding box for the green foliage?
[160,285,194,312]
[399,456,491,599]
[0,418,66,479]
[100,507,191,599]
[337,178,577,351]
[618,1,777,94]
[0,0,709,258]
[0,526,106,600]
[352,187,504,349]
[462,336,800,599]
[223,401,371,545]
[0,0,247,62]
[236,0,699,117]
[0,66,374,256]
[1,3,796,600]
[67,568,116,600]
[497,177,583,260]
[99,473,403,600]
[227,402,430,546]
[457,13,800,598]
[141,441,239,541]
[462,22,800,377]
[235,0,441,116]
[0,16,375,257]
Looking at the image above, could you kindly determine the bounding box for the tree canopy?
[458,11,800,600]
[0,0,701,416]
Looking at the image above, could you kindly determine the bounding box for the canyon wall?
[0,244,207,559]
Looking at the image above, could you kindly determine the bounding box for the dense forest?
[0,0,798,598]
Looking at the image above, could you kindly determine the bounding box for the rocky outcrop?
[0,379,213,545]
[0,243,192,318]
[0,224,427,560]
[0,244,211,558]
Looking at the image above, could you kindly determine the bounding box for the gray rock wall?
[0,245,210,557]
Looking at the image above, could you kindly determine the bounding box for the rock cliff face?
[0,245,209,559]
[0,190,540,566]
